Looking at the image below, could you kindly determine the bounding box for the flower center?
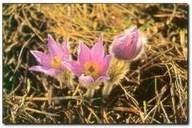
[84,62,100,79]
[50,56,62,69]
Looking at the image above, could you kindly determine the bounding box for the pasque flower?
[111,26,144,60]
[69,36,111,88]
[29,35,70,77]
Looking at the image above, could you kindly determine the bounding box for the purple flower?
[69,35,111,87]
[29,35,70,77]
[111,26,144,60]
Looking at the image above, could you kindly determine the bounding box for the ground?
[3,4,188,124]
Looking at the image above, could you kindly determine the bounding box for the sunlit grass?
[3,3,188,124]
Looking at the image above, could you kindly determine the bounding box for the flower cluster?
[29,26,145,98]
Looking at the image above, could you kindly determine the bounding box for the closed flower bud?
[111,26,145,60]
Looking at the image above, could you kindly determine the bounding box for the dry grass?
[3,3,188,124]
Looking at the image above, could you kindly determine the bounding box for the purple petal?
[68,61,83,76]
[114,26,138,43]
[122,30,138,47]
[123,30,139,59]
[79,74,94,87]
[78,42,91,66]
[112,43,126,59]
[96,75,110,82]
[111,26,142,60]
[114,32,126,41]
[130,36,144,59]
[29,65,61,76]
[47,34,63,57]
[101,55,112,74]
[30,50,50,67]
[91,35,104,61]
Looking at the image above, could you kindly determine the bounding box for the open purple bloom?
[69,35,111,87]
[29,35,70,77]
[111,26,144,60]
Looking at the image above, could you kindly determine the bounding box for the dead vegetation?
[3,4,188,124]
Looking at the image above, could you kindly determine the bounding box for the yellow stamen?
[51,56,62,69]
[84,62,101,79]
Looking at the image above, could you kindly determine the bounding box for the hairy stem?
[85,88,95,98]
